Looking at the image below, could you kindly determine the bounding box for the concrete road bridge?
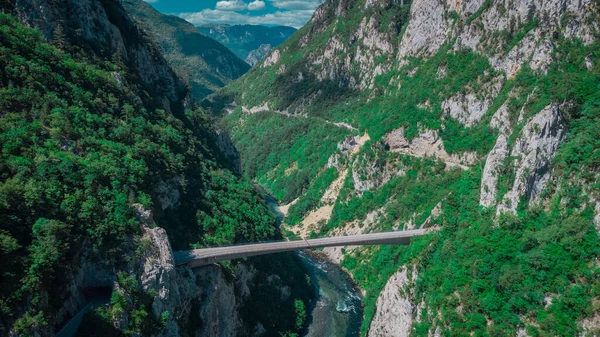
[174,229,428,268]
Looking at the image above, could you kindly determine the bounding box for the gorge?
[1,0,600,336]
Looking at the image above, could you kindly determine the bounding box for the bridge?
[174,229,427,268]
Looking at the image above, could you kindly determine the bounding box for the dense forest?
[0,10,310,336]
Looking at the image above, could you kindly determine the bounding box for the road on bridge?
[174,229,428,268]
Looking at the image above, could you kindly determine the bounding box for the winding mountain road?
[174,229,428,268]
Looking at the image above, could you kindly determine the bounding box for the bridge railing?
[187,228,429,250]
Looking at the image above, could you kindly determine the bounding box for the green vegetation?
[343,168,600,336]
[122,0,250,99]
[218,109,350,203]
[466,0,492,24]
[339,37,600,337]
[217,44,502,221]
[294,299,307,329]
[0,13,275,334]
[286,167,339,225]
[329,155,460,231]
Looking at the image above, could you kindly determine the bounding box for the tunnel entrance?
[80,286,112,301]
[55,287,113,337]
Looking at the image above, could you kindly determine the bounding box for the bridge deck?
[174,229,427,268]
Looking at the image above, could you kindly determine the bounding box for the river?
[59,195,363,337]
[265,195,363,337]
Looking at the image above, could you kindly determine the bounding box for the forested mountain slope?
[123,0,250,99]
[0,1,310,336]
[198,24,297,66]
[208,0,600,335]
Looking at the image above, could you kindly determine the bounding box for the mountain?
[198,24,297,66]
[123,0,250,100]
[208,0,600,335]
[0,0,310,336]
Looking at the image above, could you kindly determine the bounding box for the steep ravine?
[267,196,364,337]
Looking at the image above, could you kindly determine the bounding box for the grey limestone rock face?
[138,227,197,337]
[480,134,510,207]
[127,224,260,337]
[369,266,418,337]
[399,0,595,76]
[246,44,274,66]
[497,104,566,213]
[397,0,451,65]
[383,128,477,169]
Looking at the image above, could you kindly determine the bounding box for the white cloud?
[179,8,315,28]
[269,0,322,10]
[215,0,248,11]
[247,0,266,11]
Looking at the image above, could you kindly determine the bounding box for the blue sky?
[144,0,322,28]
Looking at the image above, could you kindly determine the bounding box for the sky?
[145,0,323,29]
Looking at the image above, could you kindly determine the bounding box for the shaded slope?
[198,24,297,66]
[123,0,250,99]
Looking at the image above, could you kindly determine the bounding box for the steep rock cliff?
[368,266,418,337]
[8,0,191,113]
[210,0,600,335]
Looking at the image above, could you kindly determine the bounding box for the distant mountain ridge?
[198,24,297,66]
[123,0,250,99]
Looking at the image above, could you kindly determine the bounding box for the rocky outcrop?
[351,142,399,192]
[137,227,196,337]
[262,49,281,68]
[442,76,504,126]
[579,306,600,336]
[120,224,286,337]
[497,104,566,213]
[595,202,600,229]
[400,0,596,76]
[259,0,403,96]
[397,0,450,64]
[384,128,476,169]
[155,178,181,211]
[442,93,491,127]
[480,134,509,207]
[369,266,418,337]
[192,266,244,337]
[52,246,115,333]
[246,44,274,66]
[9,0,192,112]
[479,100,513,207]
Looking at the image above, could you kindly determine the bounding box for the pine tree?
[52,23,67,50]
